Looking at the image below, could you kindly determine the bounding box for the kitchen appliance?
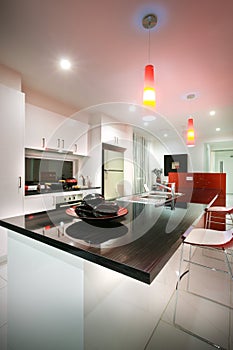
[55,193,83,208]
[103,149,124,200]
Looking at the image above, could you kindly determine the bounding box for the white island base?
[6,229,196,350]
[8,230,84,350]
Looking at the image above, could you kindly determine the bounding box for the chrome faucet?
[154,182,175,196]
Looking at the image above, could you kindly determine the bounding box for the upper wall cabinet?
[101,123,131,149]
[25,104,89,155]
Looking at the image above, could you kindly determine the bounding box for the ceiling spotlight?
[60,58,71,70]
[209,110,216,116]
[216,127,221,132]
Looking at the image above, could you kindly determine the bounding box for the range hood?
[25,148,80,161]
[44,147,74,155]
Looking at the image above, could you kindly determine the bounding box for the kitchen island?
[0,195,219,350]
[0,199,206,284]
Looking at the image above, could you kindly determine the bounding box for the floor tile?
[162,290,231,349]
[155,243,192,288]
[181,246,233,308]
[84,277,174,350]
[145,320,214,350]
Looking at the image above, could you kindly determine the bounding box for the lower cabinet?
[24,195,56,214]
[24,189,101,215]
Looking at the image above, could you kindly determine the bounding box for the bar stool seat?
[174,227,233,349]
[205,205,233,229]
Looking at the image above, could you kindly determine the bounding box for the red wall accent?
[168,172,226,229]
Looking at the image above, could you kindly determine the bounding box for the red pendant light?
[143,64,156,107]
[142,14,157,108]
[186,117,195,147]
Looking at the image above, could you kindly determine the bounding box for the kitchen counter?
[0,199,207,284]
[25,186,101,196]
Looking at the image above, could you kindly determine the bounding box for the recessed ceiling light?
[163,133,168,137]
[182,91,199,100]
[209,110,216,116]
[216,127,221,132]
[142,115,156,122]
[60,58,71,70]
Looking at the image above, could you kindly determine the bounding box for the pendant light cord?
[148,27,151,63]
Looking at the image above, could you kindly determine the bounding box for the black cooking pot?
[75,193,120,218]
[82,193,105,209]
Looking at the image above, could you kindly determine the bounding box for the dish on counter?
[66,205,128,220]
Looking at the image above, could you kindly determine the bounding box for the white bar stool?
[173,227,233,349]
[205,206,233,230]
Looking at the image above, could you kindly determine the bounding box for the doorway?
[211,149,233,194]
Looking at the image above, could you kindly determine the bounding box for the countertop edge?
[0,219,151,284]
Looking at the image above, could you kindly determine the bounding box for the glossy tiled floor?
[0,195,233,349]
[83,243,233,350]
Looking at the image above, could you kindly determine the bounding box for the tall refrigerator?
[103,149,124,200]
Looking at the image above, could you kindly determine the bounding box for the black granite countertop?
[0,198,207,284]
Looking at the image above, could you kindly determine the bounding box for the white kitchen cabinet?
[25,104,89,155]
[0,84,25,218]
[24,194,56,214]
[61,117,89,155]
[0,83,25,260]
[101,123,130,148]
[25,104,60,150]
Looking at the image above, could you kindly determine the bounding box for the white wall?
[0,64,21,90]
[23,85,77,117]
[79,124,102,189]
[191,137,233,173]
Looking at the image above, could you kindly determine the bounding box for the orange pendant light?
[143,64,156,107]
[186,117,195,147]
[142,14,157,108]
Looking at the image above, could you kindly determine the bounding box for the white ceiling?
[0,0,233,142]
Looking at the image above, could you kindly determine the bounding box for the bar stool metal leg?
[173,238,233,350]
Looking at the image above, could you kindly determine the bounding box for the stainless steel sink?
[140,191,183,199]
[140,191,169,199]
[117,191,183,208]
